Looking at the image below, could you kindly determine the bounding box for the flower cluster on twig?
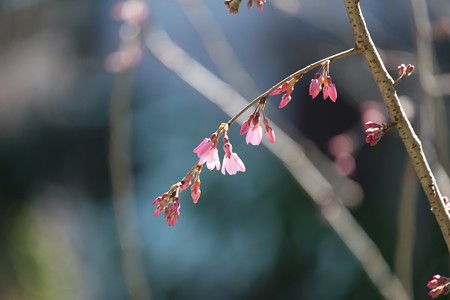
[428,275,450,298]
[151,53,348,226]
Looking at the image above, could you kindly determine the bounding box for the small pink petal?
[232,153,246,172]
[222,153,246,175]
[240,120,250,135]
[279,94,291,109]
[328,83,337,102]
[323,85,329,100]
[193,138,212,157]
[269,83,288,96]
[247,126,263,146]
[152,196,162,206]
[205,148,221,170]
[309,79,321,99]
[265,127,275,143]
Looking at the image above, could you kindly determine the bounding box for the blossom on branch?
[269,76,300,109]
[309,60,337,102]
[427,275,450,298]
[193,133,221,170]
[244,112,263,146]
[152,185,182,226]
[222,142,246,175]
[364,121,389,146]
[240,100,275,145]
[221,133,246,175]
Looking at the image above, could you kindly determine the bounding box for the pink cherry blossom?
[193,138,213,157]
[309,62,338,102]
[246,125,263,145]
[221,143,246,175]
[193,135,220,170]
[203,148,221,170]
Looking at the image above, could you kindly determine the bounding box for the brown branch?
[344,0,450,252]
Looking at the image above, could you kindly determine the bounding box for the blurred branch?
[409,0,450,171]
[144,27,409,300]
[109,73,152,300]
[107,1,152,298]
[344,0,450,252]
[394,162,418,298]
[177,0,259,98]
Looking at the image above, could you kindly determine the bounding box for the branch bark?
[344,0,450,252]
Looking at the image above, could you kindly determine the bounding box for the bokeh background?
[1,0,450,299]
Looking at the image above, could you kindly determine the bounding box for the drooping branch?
[344,0,450,252]
[145,26,410,300]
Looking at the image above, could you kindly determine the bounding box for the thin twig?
[227,47,358,125]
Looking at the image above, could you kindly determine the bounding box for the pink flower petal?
[205,148,221,170]
[265,127,275,144]
[328,83,337,102]
[240,120,250,135]
[309,79,321,99]
[247,126,262,146]
[278,94,291,109]
[323,85,329,100]
[193,138,212,157]
[269,83,288,96]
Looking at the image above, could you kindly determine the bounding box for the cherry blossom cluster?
[428,275,450,298]
[225,0,267,14]
[194,126,246,176]
[240,98,275,145]
[152,58,345,226]
[309,60,338,102]
[153,123,248,226]
[364,121,390,146]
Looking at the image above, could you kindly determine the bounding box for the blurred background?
[1,0,450,299]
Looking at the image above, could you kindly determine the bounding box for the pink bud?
[309,78,321,99]
[240,115,254,135]
[191,180,201,204]
[269,83,288,96]
[265,127,275,144]
[397,64,406,76]
[279,94,291,108]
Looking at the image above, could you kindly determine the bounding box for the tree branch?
[344,0,450,252]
